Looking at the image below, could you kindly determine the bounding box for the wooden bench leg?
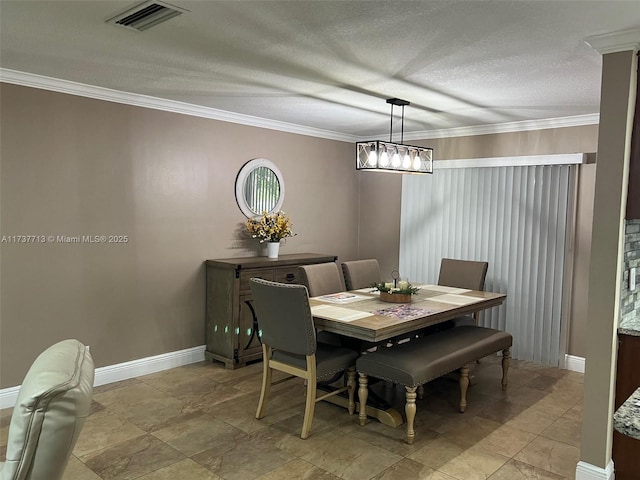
[358,373,369,426]
[459,365,469,413]
[417,384,424,399]
[501,348,510,391]
[405,386,417,444]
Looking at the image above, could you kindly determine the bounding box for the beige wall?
[571,163,596,358]
[356,172,403,277]
[358,125,599,358]
[415,127,599,160]
[0,82,599,388]
[0,84,360,387]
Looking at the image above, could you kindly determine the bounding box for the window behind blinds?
[400,164,575,366]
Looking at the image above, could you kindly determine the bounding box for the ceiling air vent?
[106,1,188,31]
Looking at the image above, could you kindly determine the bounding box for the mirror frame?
[235,158,285,218]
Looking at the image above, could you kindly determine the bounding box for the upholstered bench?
[356,325,512,444]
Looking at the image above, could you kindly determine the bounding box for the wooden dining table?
[309,284,507,426]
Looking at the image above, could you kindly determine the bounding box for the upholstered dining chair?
[1,339,94,480]
[250,278,359,439]
[297,262,349,347]
[298,262,346,297]
[341,259,382,290]
[438,257,489,327]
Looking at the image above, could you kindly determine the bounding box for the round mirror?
[235,158,285,217]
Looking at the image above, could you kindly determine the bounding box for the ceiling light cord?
[401,105,405,144]
[389,103,394,143]
[388,100,406,143]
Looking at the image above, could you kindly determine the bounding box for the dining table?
[309,284,507,427]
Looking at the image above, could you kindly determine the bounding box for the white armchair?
[1,339,94,480]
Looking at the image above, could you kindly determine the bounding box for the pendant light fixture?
[356,98,433,174]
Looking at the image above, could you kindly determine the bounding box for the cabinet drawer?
[240,269,274,293]
[274,266,301,285]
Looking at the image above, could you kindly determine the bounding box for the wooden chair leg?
[256,345,272,419]
[405,386,417,444]
[358,373,369,426]
[301,374,316,439]
[501,348,511,391]
[346,367,356,415]
[459,365,470,413]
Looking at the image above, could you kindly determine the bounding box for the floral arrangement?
[246,210,296,243]
[371,282,420,296]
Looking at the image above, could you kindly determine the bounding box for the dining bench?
[355,325,512,444]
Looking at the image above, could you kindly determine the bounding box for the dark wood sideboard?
[205,253,337,369]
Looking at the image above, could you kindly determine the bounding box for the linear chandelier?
[356,98,433,174]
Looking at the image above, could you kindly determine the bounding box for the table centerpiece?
[372,282,419,303]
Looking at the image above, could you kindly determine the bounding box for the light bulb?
[380,150,389,167]
[368,150,378,167]
[402,152,411,169]
[413,154,422,170]
[392,150,401,168]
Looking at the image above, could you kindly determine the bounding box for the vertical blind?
[399,164,574,366]
[244,166,280,215]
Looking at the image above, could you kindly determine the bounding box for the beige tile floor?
[0,354,583,480]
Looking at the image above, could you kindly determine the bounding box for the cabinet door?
[615,334,640,408]
[237,294,263,361]
[612,334,640,479]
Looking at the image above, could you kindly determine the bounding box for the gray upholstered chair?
[250,278,358,439]
[341,259,382,290]
[438,258,489,291]
[298,262,348,347]
[298,262,346,297]
[1,339,94,480]
[438,258,489,327]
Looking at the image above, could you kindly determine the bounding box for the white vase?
[266,241,280,259]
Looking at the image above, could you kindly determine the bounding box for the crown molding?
[0,68,358,143]
[400,114,600,141]
[1,68,599,144]
[585,27,640,54]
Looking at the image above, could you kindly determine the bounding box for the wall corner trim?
[575,460,614,480]
[0,344,206,409]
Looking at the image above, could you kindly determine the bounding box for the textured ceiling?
[1,0,640,139]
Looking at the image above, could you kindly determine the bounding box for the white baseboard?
[564,354,585,373]
[0,345,206,409]
[0,386,20,411]
[575,460,614,480]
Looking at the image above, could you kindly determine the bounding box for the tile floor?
[0,354,583,479]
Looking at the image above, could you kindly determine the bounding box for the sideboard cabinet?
[205,253,337,369]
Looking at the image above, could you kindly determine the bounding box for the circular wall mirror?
[235,158,285,218]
